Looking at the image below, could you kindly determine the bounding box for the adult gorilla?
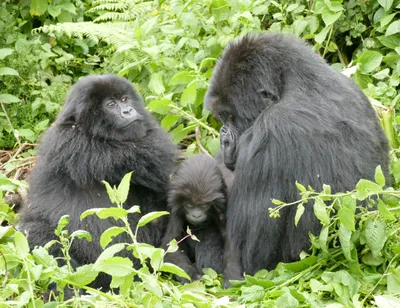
[20,75,177,292]
[205,33,390,283]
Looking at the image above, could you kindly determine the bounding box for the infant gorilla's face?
[184,203,211,225]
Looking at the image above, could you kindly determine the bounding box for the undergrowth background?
[0,0,400,307]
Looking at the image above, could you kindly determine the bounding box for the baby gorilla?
[161,154,231,282]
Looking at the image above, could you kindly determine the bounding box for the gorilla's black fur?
[20,74,177,291]
[162,154,232,282]
[205,33,390,283]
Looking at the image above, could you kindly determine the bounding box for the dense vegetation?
[0,0,399,306]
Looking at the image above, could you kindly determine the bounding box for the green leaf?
[169,71,196,86]
[357,51,383,74]
[55,215,70,236]
[160,262,190,280]
[30,0,48,16]
[0,67,19,76]
[102,181,118,204]
[313,198,330,225]
[68,264,98,285]
[180,82,197,107]
[80,207,127,221]
[356,179,383,200]
[148,73,165,95]
[377,198,396,221]
[377,35,400,49]
[137,211,169,228]
[161,114,180,131]
[96,243,125,262]
[117,172,132,204]
[339,223,353,261]
[341,196,356,213]
[378,0,393,11]
[295,181,306,192]
[0,226,14,240]
[375,295,400,308]
[365,220,386,257]
[34,119,49,133]
[322,8,342,26]
[18,128,36,142]
[48,5,61,17]
[386,20,400,36]
[380,13,396,27]
[294,203,305,227]
[239,285,265,303]
[147,99,170,115]
[170,124,190,144]
[0,94,20,103]
[62,3,76,14]
[14,232,30,258]
[100,227,125,249]
[166,239,179,253]
[283,256,318,272]
[271,199,284,205]
[338,207,355,231]
[70,230,92,242]
[127,205,141,214]
[374,165,386,187]
[319,225,329,254]
[315,27,330,44]
[94,257,134,277]
[0,48,14,60]
[150,249,164,272]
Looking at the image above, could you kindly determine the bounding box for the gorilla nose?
[122,107,134,115]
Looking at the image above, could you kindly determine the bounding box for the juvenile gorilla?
[161,154,232,282]
[205,33,390,284]
[20,74,177,292]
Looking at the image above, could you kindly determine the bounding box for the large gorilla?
[205,33,390,283]
[19,75,177,292]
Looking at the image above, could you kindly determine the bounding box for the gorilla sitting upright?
[20,74,177,292]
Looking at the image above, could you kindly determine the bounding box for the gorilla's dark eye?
[121,97,128,102]
[107,101,116,107]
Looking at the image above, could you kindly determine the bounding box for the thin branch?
[0,100,21,147]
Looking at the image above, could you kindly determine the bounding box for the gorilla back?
[205,33,390,278]
[20,74,177,291]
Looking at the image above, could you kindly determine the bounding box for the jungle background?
[0,0,400,307]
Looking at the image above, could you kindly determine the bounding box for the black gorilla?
[20,74,177,292]
[205,33,390,283]
[161,154,232,282]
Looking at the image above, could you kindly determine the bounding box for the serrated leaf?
[180,82,197,107]
[94,257,134,277]
[137,211,169,228]
[117,172,132,204]
[294,203,305,227]
[100,227,125,249]
[148,73,165,95]
[374,165,386,187]
[313,198,330,225]
[240,285,266,303]
[356,179,383,200]
[14,232,30,258]
[357,51,383,74]
[160,262,191,280]
[339,223,353,261]
[338,207,355,231]
[70,230,92,241]
[147,99,170,115]
[169,71,196,86]
[0,48,13,60]
[365,220,386,257]
[68,264,99,285]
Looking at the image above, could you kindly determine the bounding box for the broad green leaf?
[170,124,190,144]
[30,0,48,16]
[206,138,220,156]
[148,73,165,95]
[271,199,284,205]
[357,51,383,74]
[283,256,318,272]
[333,270,358,297]
[180,82,197,107]
[147,99,170,115]
[117,172,132,204]
[378,0,394,11]
[143,274,163,298]
[274,290,299,308]
[102,181,118,204]
[160,262,191,280]
[377,35,400,49]
[100,227,125,249]
[319,225,329,254]
[48,5,61,17]
[169,71,196,86]
[0,48,13,60]
[62,3,76,14]
[34,119,49,133]
[0,67,19,76]
[356,179,383,200]
[341,196,356,213]
[166,238,179,253]
[137,211,169,228]
[96,208,128,220]
[161,114,180,131]
[94,257,134,277]
[294,203,305,227]
[0,226,13,240]
[313,198,330,225]
[243,275,275,288]
[68,264,98,285]
[70,230,92,242]
[374,165,386,187]
[374,295,400,308]
[32,247,57,267]
[127,205,141,214]
[322,8,342,26]
[380,13,396,27]
[386,20,400,36]
[96,243,125,262]
[14,232,30,258]
[239,285,265,303]
[338,207,355,231]
[365,220,386,257]
[295,181,306,192]
[0,94,19,103]
[315,27,330,44]
[18,128,36,142]
[377,198,396,221]
[339,223,353,261]
[150,249,164,272]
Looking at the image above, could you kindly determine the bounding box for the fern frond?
[88,3,129,13]
[94,12,132,22]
